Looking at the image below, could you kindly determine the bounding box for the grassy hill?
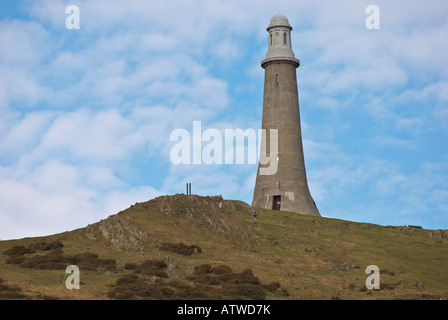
[1,194,447,300]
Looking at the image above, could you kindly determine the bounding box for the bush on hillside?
[3,245,34,256]
[159,242,202,255]
[4,247,117,271]
[3,241,64,257]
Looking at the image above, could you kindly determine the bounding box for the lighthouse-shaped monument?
[252,14,320,216]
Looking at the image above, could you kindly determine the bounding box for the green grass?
[0,194,447,300]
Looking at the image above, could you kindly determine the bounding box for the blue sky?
[0,0,447,240]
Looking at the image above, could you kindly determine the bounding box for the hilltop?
[0,194,447,300]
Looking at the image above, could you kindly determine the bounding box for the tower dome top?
[263,14,297,61]
[267,14,292,30]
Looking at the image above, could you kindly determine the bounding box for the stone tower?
[252,14,320,216]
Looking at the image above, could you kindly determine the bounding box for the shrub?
[107,274,144,300]
[108,273,174,300]
[211,264,233,274]
[68,252,98,263]
[17,252,66,270]
[115,289,135,300]
[263,281,281,292]
[160,287,175,298]
[139,259,168,277]
[186,265,264,289]
[124,263,138,270]
[169,279,191,290]
[215,268,260,285]
[218,272,238,283]
[185,273,220,286]
[159,242,202,255]
[115,274,139,286]
[220,282,266,300]
[68,252,116,271]
[3,241,64,257]
[236,283,266,300]
[3,245,34,256]
[140,259,167,270]
[193,264,212,275]
[5,248,116,271]
[181,286,209,299]
[29,240,63,251]
[220,282,241,298]
[137,283,171,299]
[237,269,260,285]
[280,288,289,296]
[106,261,286,300]
[5,256,26,265]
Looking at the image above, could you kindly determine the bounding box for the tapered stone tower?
[252,14,320,216]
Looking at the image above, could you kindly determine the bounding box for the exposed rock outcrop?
[81,194,260,254]
[83,215,148,253]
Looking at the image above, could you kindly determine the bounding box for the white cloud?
[371,135,415,149]
[0,20,51,66]
[28,109,135,163]
[0,159,165,240]
[0,111,55,159]
[0,20,53,111]
[101,185,163,216]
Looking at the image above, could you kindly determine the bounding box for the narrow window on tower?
[275,74,279,85]
[283,32,287,45]
[270,33,272,46]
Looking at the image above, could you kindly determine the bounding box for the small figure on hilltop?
[253,212,257,225]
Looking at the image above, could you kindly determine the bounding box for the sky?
[0,0,447,240]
